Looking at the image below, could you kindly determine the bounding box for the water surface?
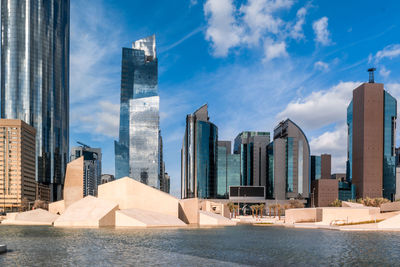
[0,225,399,266]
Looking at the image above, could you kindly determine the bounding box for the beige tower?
[0,119,36,212]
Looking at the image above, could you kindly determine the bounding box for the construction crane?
[77,141,91,149]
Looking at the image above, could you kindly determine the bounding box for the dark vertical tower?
[348,72,397,200]
[181,104,218,199]
[1,0,70,201]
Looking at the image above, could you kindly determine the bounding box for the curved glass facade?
[196,121,217,199]
[1,0,70,199]
[181,104,218,199]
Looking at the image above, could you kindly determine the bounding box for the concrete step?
[0,245,7,253]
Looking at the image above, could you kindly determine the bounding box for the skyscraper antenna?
[368,68,376,83]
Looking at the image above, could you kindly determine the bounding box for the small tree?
[250,205,255,218]
[277,204,282,220]
[227,202,235,218]
[259,204,265,218]
[329,199,342,207]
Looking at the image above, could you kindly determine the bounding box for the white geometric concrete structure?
[1,209,59,225]
[199,211,237,226]
[98,177,179,217]
[54,196,118,227]
[378,213,400,229]
[115,208,187,228]
[48,200,65,215]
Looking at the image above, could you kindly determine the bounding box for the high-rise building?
[311,154,331,181]
[233,132,270,186]
[114,35,163,189]
[217,141,240,198]
[0,119,36,212]
[270,119,310,200]
[1,0,70,201]
[346,79,397,200]
[70,145,102,196]
[181,104,218,199]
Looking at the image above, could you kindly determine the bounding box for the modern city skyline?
[1,0,70,201]
[114,35,163,189]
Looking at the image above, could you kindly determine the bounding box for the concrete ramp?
[199,211,236,226]
[54,196,118,227]
[115,209,187,228]
[378,213,400,229]
[1,209,59,225]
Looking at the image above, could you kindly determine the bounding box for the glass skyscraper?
[217,141,240,198]
[311,155,322,181]
[1,0,70,200]
[115,35,162,189]
[233,131,270,186]
[383,91,397,200]
[181,104,218,199]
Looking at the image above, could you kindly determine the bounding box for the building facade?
[101,174,115,184]
[311,154,331,181]
[346,82,397,200]
[217,141,240,198]
[70,146,102,196]
[311,179,338,207]
[0,119,36,212]
[114,35,163,189]
[233,132,270,186]
[1,0,70,201]
[271,119,310,200]
[181,104,218,199]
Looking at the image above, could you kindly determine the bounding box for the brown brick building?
[311,179,338,207]
[0,119,36,212]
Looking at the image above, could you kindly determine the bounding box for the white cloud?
[379,66,391,78]
[204,0,242,56]
[312,17,331,45]
[289,7,307,40]
[264,41,288,61]
[310,124,347,173]
[277,81,360,129]
[375,44,400,62]
[203,0,309,59]
[314,60,329,71]
[71,101,119,138]
[70,0,121,138]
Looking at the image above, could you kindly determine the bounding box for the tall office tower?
[181,104,218,199]
[346,78,397,200]
[233,132,270,186]
[311,154,331,181]
[70,145,102,196]
[1,0,70,201]
[0,119,36,212]
[217,141,240,198]
[271,119,310,200]
[114,35,163,188]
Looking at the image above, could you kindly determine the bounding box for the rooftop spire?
[367,67,376,83]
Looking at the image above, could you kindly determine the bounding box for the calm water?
[0,225,400,266]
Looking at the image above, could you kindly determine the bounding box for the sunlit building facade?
[346,82,397,200]
[271,119,310,200]
[181,104,218,199]
[70,146,102,196]
[115,35,163,189]
[1,0,70,201]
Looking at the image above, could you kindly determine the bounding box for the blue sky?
[70,0,400,197]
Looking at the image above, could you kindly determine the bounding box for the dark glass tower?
[115,35,162,188]
[181,104,218,199]
[1,0,70,200]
